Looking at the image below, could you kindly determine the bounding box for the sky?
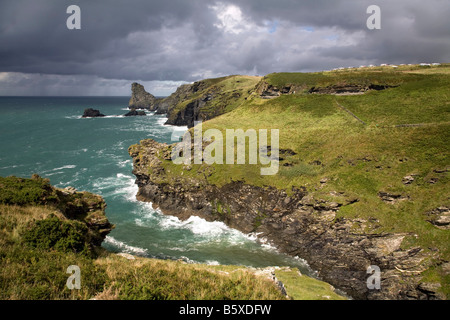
[0,0,449,96]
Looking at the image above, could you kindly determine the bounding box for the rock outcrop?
[0,174,114,252]
[255,81,301,99]
[124,108,147,117]
[55,185,114,249]
[426,206,450,230]
[128,139,444,300]
[82,108,105,118]
[129,82,157,110]
[308,84,397,95]
[254,80,397,98]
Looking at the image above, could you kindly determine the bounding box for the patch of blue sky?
[325,34,339,41]
[265,20,279,34]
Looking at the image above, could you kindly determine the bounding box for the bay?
[0,96,312,273]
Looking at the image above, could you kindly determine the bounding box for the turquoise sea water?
[0,97,312,273]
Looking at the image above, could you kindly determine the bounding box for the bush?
[22,216,89,255]
[0,175,55,206]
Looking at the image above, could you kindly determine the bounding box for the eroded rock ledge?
[129,139,443,300]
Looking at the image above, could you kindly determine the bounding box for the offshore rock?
[82,108,105,118]
[129,82,157,110]
[128,139,440,300]
[124,108,147,117]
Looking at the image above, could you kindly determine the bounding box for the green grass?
[275,269,347,300]
[97,256,287,300]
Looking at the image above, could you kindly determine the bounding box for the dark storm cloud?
[0,0,449,95]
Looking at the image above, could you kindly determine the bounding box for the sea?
[0,96,312,273]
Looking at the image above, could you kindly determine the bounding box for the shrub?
[22,216,89,255]
[0,175,55,206]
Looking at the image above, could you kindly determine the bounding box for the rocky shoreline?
[128,139,445,300]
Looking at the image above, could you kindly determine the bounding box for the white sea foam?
[44,171,64,177]
[59,168,87,188]
[65,115,82,119]
[0,165,19,169]
[156,117,168,126]
[92,173,137,200]
[52,165,77,171]
[157,214,257,246]
[117,159,132,168]
[104,115,125,118]
[104,236,148,255]
[156,116,188,132]
[40,165,77,176]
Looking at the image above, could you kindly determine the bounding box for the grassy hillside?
[145,64,449,298]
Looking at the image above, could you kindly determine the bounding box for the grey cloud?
[0,0,449,95]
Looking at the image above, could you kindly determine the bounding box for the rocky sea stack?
[129,82,157,110]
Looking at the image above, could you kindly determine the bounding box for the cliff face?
[154,84,195,116]
[129,139,444,300]
[129,76,261,128]
[162,76,261,128]
[129,82,157,110]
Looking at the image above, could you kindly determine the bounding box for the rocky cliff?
[162,76,261,128]
[129,82,158,110]
[129,76,261,128]
[128,139,446,300]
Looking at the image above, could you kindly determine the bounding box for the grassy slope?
[156,64,449,297]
